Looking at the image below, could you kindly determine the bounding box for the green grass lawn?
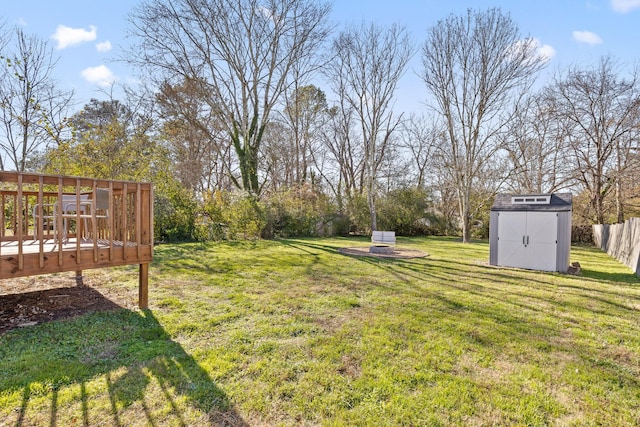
[1,237,640,426]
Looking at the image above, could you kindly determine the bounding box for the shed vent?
[511,195,550,205]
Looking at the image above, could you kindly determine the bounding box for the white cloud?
[51,25,97,50]
[81,65,116,87]
[611,0,640,13]
[96,41,112,53]
[506,38,555,65]
[572,30,603,45]
[17,18,27,27]
[536,43,556,61]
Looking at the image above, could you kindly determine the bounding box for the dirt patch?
[0,274,130,335]
[338,246,428,259]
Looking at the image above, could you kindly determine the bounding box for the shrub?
[410,213,457,236]
[344,193,371,235]
[376,187,430,235]
[572,225,594,244]
[198,190,231,241]
[264,185,337,238]
[202,191,265,240]
[226,195,266,240]
[154,188,198,242]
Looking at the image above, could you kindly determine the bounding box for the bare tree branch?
[0,27,74,171]
[325,21,414,231]
[421,8,546,242]
[126,0,332,197]
[551,56,640,223]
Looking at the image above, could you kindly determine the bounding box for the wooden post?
[38,175,44,268]
[17,174,24,272]
[75,270,84,286]
[139,263,149,309]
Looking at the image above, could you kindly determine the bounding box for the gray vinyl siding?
[555,211,572,273]
[489,211,499,266]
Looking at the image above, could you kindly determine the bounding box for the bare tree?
[315,102,363,210]
[127,0,332,197]
[552,56,640,224]
[281,84,330,186]
[156,78,233,194]
[0,20,8,57]
[261,120,294,192]
[501,91,572,193]
[0,28,74,171]
[262,84,331,192]
[399,114,443,189]
[421,8,547,242]
[0,22,7,170]
[377,137,412,192]
[325,21,414,231]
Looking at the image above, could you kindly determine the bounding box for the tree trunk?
[593,190,605,225]
[457,187,472,243]
[615,143,624,223]
[368,188,377,231]
[615,179,624,223]
[461,202,472,243]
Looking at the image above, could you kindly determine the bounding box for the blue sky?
[2,0,640,113]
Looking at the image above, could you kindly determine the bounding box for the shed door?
[496,211,527,269]
[525,212,557,271]
[496,211,558,271]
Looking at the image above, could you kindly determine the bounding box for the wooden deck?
[2,238,140,254]
[0,172,153,308]
[2,238,106,255]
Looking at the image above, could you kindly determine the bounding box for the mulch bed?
[0,275,127,335]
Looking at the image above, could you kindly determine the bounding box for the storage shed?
[489,193,572,273]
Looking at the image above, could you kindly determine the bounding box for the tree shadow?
[0,305,247,426]
[579,267,640,284]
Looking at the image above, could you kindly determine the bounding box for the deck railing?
[0,172,153,308]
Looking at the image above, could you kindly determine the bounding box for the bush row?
[153,185,456,242]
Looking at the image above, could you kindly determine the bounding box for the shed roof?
[491,193,572,212]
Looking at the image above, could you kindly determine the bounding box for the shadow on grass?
[571,245,640,284]
[579,268,640,284]
[278,237,346,254]
[358,246,640,313]
[285,238,640,329]
[0,306,246,426]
